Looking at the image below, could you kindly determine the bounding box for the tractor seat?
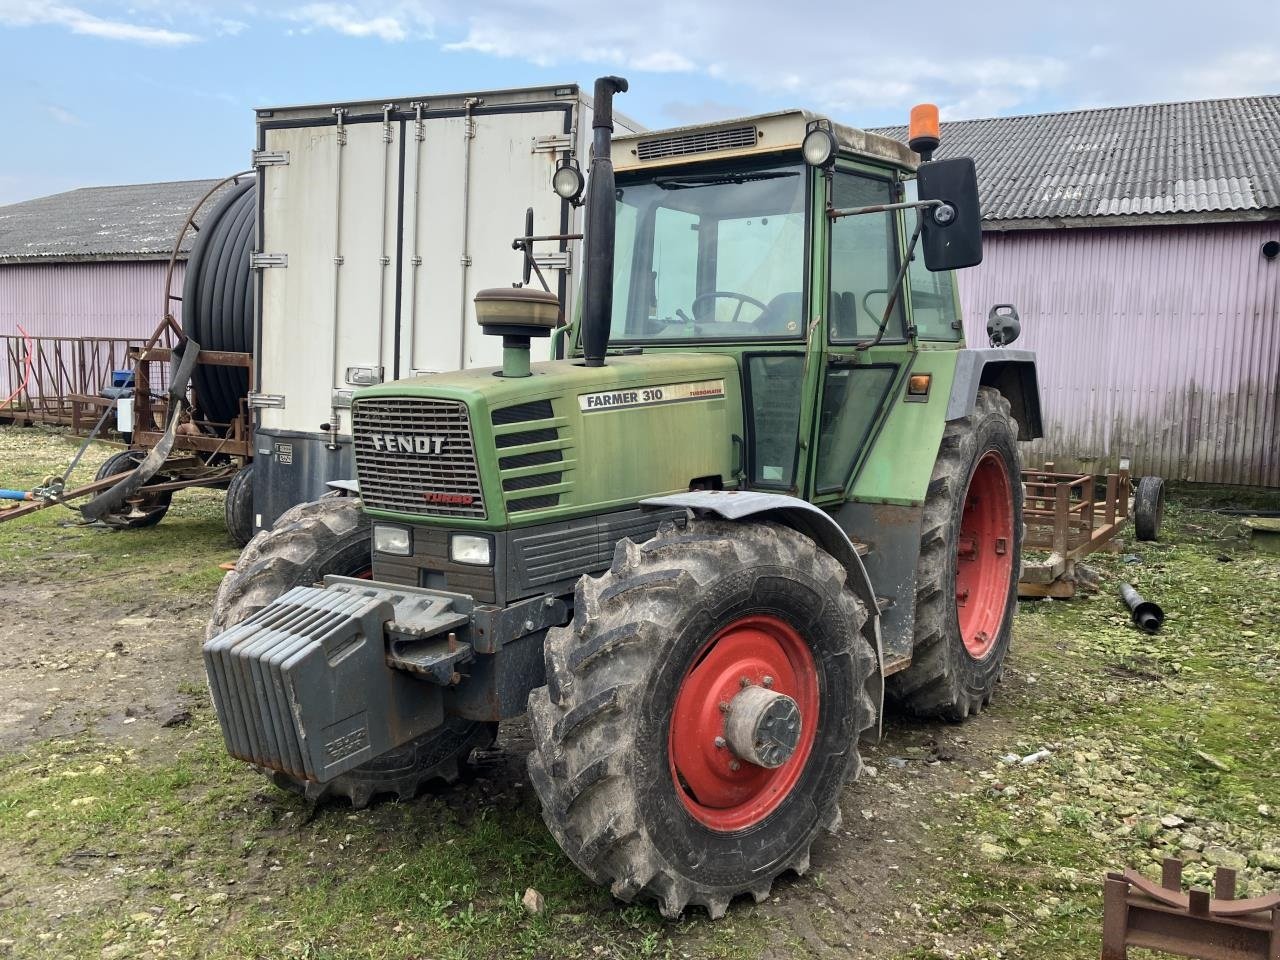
[753,292,804,335]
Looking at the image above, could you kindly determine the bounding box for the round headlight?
[802,128,837,167]
[552,163,584,201]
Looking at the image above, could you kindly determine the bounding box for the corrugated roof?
[0,178,239,264]
[873,95,1280,224]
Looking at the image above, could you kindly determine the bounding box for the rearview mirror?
[917,157,982,271]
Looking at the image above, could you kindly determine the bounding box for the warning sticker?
[578,379,726,412]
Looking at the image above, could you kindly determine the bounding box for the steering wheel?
[861,288,892,325]
[691,290,768,324]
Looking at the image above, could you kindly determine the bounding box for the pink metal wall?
[0,260,183,340]
[958,221,1280,487]
[0,260,184,397]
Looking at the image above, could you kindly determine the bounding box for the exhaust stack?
[580,75,629,368]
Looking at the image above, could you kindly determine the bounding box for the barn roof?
[0,178,242,264]
[873,94,1280,228]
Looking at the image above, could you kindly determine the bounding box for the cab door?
[807,164,912,505]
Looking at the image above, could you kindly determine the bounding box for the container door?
[400,108,574,376]
[258,112,401,436]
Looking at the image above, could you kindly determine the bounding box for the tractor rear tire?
[93,449,172,530]
[888,386,1023,720]
[223,462,254,547]
[527,518,874,919]
[207,494,496,807]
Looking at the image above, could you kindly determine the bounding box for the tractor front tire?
[889,386,1023,720]
[207,495,496,807]
[527,518,874,920]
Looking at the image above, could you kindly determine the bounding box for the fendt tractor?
[205,77,1041,919]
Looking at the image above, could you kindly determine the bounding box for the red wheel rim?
[668,614,819,832]
[955,451,1015,659]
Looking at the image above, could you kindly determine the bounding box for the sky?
[0,0,1277,204]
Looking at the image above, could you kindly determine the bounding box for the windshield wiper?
[653,171,798,190]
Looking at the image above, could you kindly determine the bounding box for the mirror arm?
[829,198,942,221]
[855,211,925,352]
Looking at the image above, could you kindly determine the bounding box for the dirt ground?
[0,425,1276,960]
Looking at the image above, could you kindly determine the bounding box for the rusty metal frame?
[1019,460,1131,598]
[1103,857,1280,960]
[1,335,145,427]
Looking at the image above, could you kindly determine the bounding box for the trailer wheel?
[528,518,873,919]
[889,386,1023,720]
[223,462,254,547]
[1134,476,1165,542]
[93,450,172,530]
[207,495,496,807]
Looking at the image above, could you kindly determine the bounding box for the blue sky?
[1,0,1277,204]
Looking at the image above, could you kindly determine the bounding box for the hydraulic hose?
[182,179,255,428]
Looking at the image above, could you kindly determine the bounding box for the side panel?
[401,107,577,377]
[257,123,341,433]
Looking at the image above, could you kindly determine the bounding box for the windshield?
[610,163,808,342]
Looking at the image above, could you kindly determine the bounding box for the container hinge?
[411,255,423,266]
[534,251,572,272]
[532,134,573,154]
[250,252,287,269]
[344,366,383,386]
[378,255,390,265]
[331,389,354,409]
[247,392,286,409]
[251,149,289,167]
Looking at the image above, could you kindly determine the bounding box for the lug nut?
[740,676,751,688]
[718,701,730,713]
[714,736,726,749]
[728,760,741,772]
[762,675,774,688]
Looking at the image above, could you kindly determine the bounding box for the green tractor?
[205,77,1041,919]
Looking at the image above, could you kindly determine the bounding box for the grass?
[1,425,1277,959]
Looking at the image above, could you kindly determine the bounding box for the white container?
[247,84,640,530]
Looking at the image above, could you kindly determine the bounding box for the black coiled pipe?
[182,179,255,428]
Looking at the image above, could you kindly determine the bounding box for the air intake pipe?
[580,76,628,367]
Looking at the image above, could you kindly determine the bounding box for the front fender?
[641,490,884,740]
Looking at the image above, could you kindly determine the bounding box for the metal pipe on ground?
[1118,582,1164,634]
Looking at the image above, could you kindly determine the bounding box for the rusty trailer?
[1018,460,1133,598]
[1103,857,1280,960]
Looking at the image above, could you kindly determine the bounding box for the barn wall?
[0,260,185,398]
[958,221,1280,487]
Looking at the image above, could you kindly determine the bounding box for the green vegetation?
[0,426,1276,959]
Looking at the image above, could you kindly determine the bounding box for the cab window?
[829,171,904,343]
[903,179,963,341]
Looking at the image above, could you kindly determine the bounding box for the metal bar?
[828,198,942,220]
[1103,876,1131,960]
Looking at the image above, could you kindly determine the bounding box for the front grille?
[636,125,758,161]
[353,397,485,519]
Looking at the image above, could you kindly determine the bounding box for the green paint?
[355,138,991,540]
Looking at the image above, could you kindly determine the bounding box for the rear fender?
[642,490,884,740]
[947,348,1043,439]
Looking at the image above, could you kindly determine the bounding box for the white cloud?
[285,2,434,42]
[1175,49,1280,100]
[0,0,199,44]
[45,104,85,126]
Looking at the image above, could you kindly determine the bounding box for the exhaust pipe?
[580,75,628,368]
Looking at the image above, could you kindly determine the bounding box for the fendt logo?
[370,433,448,455]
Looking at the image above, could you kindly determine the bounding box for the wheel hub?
[667,614,820,832]
[724,686,802,769]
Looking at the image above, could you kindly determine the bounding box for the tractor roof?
[612,110,919,173]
